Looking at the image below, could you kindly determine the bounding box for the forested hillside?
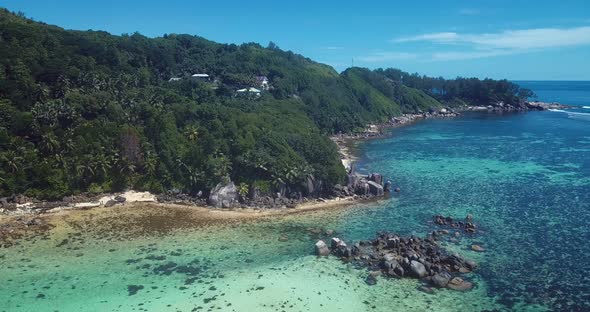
[0,9,533,200]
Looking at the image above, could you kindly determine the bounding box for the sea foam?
[567,111,590,121]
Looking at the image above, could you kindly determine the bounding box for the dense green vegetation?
[0,9,533,200]
[374,68,535,107]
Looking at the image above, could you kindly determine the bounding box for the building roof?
[192,74,209,78]
[237,87,261,93]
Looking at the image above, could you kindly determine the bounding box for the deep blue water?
[516,80,590,107]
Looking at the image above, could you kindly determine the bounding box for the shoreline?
[0,193,373,223]
[331,108,463,170]
[0,103,569,232]
[0,105,543,218]
[0,194,383,247]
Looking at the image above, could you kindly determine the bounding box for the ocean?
[1,81,589,311]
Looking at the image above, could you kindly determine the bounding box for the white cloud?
[458,8,480,15]
[387,26,590,61]
[321,46,344,50]
[396,32,459,43]
[357,52,417,62]
[430,49,524,61]
[394,26,590,50]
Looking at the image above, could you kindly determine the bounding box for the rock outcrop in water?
[342,172,388,197]
[433,214,478,234]
[314,231,476,291]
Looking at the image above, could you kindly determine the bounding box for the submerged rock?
[471,244,485,252]
[433,214,479,234]
[383,181,392,192]
[127,284,144,296]
[446,277,473,291]
[365,274,377,286]
[278,235,289,242]
[418,285,435,294]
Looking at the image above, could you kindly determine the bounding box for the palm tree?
[184,125,199,142]
[270,173,285,190]
[116,157,136,175]
[75,163,95,178]
[143,151,158,175]
[41,133,60,154]
[176,159,203,191]
[1,151,23,173]
[92,154,112,176]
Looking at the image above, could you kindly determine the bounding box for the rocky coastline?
[1,136,393,217]
[333,101,572,145]
[0,170,391,217]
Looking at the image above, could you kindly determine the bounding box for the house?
[256,76,270,90]
[168,77,182,82]
[191,74,210,80]
[236,87,261,97]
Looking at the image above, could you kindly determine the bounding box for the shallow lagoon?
[2,111,590,311]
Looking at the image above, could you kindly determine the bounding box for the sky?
[2,0,590,80]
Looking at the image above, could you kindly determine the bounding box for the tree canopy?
[0,9,534,200]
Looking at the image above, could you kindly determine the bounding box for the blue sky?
[3,0,590,80]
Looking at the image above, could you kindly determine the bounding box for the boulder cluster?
[334,173,391,198]
[161,172,391,210]
[314,231,476,291]
[389,109,460,126]
[433,214,477,234]
[1,171,391,215]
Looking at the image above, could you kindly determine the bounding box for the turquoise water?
[355,111,590,311]
[0,206,500,312]
[2,82,590,311]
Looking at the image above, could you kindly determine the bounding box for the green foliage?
[375,68,536,107]
[237,182,249,198]
[0,9,527,200]
[252,180,271,194]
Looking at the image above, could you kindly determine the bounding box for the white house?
[256,76,270,90]
[191,74,210,80]
[236,87,261,97]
